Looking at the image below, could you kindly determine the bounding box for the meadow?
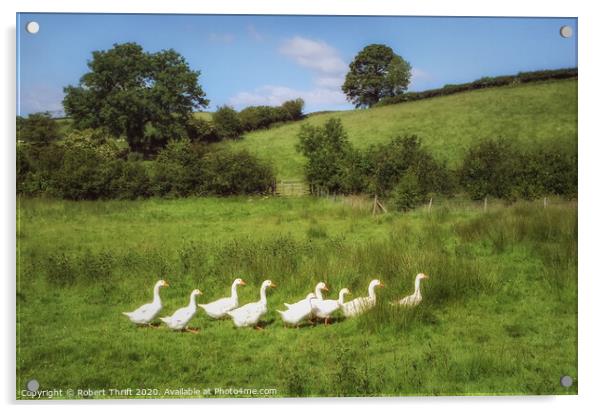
[219,79,577,180]
[16,195,577,398]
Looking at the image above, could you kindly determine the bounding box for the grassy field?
[219,79,577,180]
[16,195,577,398]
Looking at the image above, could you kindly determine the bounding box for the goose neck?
[152,283,162,305]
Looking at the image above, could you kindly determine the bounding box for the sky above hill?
[17,13,577,116]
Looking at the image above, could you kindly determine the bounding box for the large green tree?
[342,44,412,108]
[63,42,209,155]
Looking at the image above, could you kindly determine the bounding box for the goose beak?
[379,283,385,287]
[164,282,170,287]
[324,286,329,292]
[240,280,247,286]
[270,283,277,288]
[424,275,429,279]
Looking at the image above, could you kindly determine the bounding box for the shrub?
[296,118,354,194]
[152,139,205,197]
[281,98,305,120]
[17,112,62,145]
[365,135,453,197]
[459,139,577,200]
[391,172,425,211]
[186,117,219,143]
[213,106,243,140]
[200,148,275,195]
[109,160,152,199]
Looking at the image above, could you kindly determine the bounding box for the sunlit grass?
[16,196,577,397]
[220,80,577,180]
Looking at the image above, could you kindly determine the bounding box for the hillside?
[222,79,577,181]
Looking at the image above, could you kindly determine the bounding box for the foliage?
[187,117,219,143]
[390,172,425,211]
[212,106,243,140]
[459,139,577,200]
[342,44,412,108]
[63,42,208,155]
[296,118,354,193]
[17,112,62,145]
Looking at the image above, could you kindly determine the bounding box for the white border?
[2,1,601,412]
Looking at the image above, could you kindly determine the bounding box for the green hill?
[222,79,577,181]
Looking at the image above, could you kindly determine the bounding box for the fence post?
[428,197,433,213]
[484,196,488,212]
[544,196,548,208]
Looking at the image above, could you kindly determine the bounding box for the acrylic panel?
[16,13,578,399]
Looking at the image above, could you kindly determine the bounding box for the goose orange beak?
[164,282,170,287]
[270,283,277,288]
[240,280,247,286]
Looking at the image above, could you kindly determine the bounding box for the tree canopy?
[63,42,208,155]
[342,44,412,108]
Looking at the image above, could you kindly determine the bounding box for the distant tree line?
[296,118,577,211]
[375,68,578,107]
[188,99,305,143]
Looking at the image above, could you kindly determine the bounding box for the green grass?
[221,79,577,180]
[16,196,577,398]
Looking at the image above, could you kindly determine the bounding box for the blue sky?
[16,14,577,116]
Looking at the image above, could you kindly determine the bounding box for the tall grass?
[16,197,578,397]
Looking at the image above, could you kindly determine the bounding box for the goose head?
[369,279,384,289]
[233,278,247,287]
[340,288,351,296]
[192,289,203,296]
[157,279,169,288]
[262,280,277,289]
[316,281,329,292]
[416,273,429,281]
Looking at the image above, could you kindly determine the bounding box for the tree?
[63,42,208,156]
[213,106,242,140]
[342,44,412,108]
[17,112,62,145]
[296,118,353,193]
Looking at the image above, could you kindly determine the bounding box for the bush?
[281,99,305,120]
[213,106,243,140]
[186,117,219,143]
[109,160,152,199]
[152,139,275,197]
[201,148,275,195]
[296,118,354,194]
[391,172,424,211]
[366,135,453,197]
[17,112,62,145]
[459,139,577,200]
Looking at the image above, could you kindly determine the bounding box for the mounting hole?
[559,25,573,38]
[26,21,40,34]
[560,375,573,387]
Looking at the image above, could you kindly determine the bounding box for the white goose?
[199,278,246,319]
[122,279,168,326]
[311,288,351,325]
[227,280,276,328]
[394,273,429,307]
[342,279,384,317]
[160,289,203,333]
[277,293,316,327]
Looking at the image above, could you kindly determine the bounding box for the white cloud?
[229,85,347,110]
[279,36,347,76]
[228,36,350,111]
